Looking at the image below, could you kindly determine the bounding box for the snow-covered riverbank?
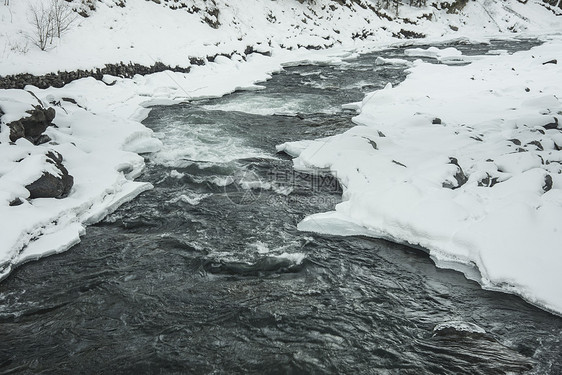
[279,35,562,315]
[1,0,561,315]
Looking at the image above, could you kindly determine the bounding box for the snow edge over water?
[279,38,562,316]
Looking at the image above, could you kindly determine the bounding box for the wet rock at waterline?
[25,151,74,199]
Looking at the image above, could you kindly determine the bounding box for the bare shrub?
[50,0,76,38]
[28,1,54,51]
[28,0,77,51]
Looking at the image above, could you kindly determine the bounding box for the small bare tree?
[28,0,76,51]
[28,1,54,51]
[50,0,76,38]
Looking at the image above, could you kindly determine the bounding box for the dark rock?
[203,7,220,29]
[478,173,499,187]
[25,152,73,199]
[26,173,71,199]
[189,57,205,66]
[508,138,521,146]
[34,134,52,145]
[543,174,553,192]
[538,154,545,165]
[392,160,407,168]
[9,198,24,207]
[244,46,272,57]
[7,105,56,144]
[526,140,544,151]
[443,157,468,189]
[544,117,559,130]
[432,118,442,125]
[542,59,557,65]
[393,29,426,39]
[61,97,77,105]
[46,150,63,164]
[8,120,25,141]
[364,137,377,150]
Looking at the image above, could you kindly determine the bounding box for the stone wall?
[0,62,191,90]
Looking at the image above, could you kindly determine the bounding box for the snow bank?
[280,39,562,315]
[0,40,359,279]
[0,87,160,278]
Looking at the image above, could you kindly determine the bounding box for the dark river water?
[1,40,561,374]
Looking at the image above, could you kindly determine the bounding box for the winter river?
[1,40,561,374]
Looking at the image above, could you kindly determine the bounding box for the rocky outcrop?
[7,105,55,145]
[25,151,74,199]
[393,29,426,39]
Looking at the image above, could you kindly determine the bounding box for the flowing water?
[1,40,561,374]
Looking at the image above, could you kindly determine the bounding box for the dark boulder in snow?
[478,173,500,187]
[7,105,56,145]
[9,198,24,207]
[543,117,559,130]
[542,59,557,65]
[189,57,205,66]
[543,174,553,192]
[25,151,74,199]
[526,140,544,151]
[443,157,468,189]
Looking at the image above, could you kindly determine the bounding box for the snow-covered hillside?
[0,0,560,76]
[0,0,561,315]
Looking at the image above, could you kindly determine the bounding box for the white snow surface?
[0,0,561,315]
[279,37,562,315]
[1,0,560,76]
